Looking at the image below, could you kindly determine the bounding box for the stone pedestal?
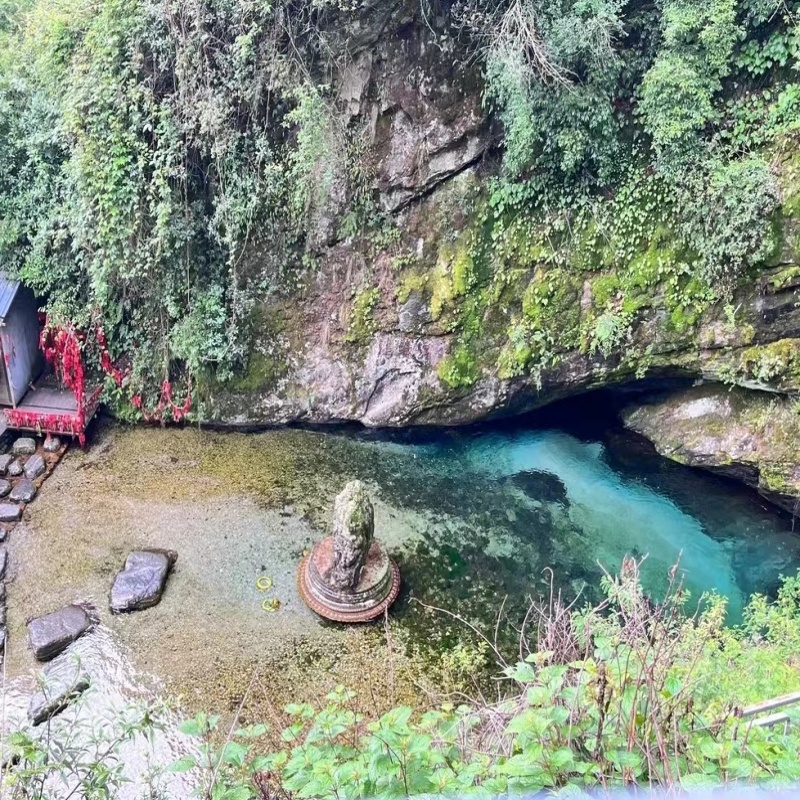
[299,538,400,622]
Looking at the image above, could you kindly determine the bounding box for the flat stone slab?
[29,660,91,726]
[0,504,22,523]
[10,479,36,503]
[12,438,36,456]
[7,460,23,477]
[110,550,177,613]
[28,605,93,661]
[43,436,61,453]
[24,454,46,480]
[0,455,13,476]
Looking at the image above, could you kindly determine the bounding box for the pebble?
[28,605,93,661]
[12,437,36,456]
[0,504,21,523]
[7,460,23,477]
[24,454,46,480]
[43,437,61,453]
[10,479,36,503]
[0,455,13,476]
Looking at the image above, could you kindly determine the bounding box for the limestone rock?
[28,605,93,661]
[12,438,36,456]
[110,550,177,613]
[10,479,36,503]
[7,460,23,477]
[43,436,61,453]
[624,384,800,513]
[24,454,46,480]
[29,659,91,726]
[330,481,374,591]
[0,455,14,476]
[0,504,21,522]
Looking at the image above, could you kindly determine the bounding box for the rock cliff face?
[199,4,800,462]
[624,385,800,514]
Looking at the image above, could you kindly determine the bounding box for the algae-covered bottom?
[4,412,799,742]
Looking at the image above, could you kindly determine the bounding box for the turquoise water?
[333,406,800,635]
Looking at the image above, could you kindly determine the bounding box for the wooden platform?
[15,383,79,415]
[1,372,101,442]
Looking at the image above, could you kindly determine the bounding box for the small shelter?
[0,278,43,406]
[0,277,102,442]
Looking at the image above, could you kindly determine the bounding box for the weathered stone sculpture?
[298,480,400,622]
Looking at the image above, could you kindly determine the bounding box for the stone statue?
[329,480,374,590]
[298,479,400,623]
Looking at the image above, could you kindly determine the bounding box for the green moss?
[768,265,800,291]
[346,286,381,344]
[737,339,800,386]
[437,343,480,389]
[395,272,428,305]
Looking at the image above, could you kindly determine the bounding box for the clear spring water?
[347,403,800,632]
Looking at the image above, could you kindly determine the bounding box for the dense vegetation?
[6,565,800,797]
[1,0,799,411]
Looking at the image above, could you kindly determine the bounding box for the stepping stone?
[24,454,45,480]
[28,605,93,661]
[0,480,11,498]
[110,550,177,614]
[29,659,91,726]
[0,548,6,580]
[43,437,61,453]
[7,460,23,477]
[10,479,36,503]
[0,455,13,476]
[0,504,21,523]
[12,438,36,456]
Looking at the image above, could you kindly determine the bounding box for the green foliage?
[0,0,364,408]
[8,568,800,797]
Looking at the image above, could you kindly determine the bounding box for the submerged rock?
[24,454,46,480]
[12,437,36,456]
[510,470,569,507]
[110,549,177,613]
[28,604,93,661]
[28,659,91,725]
[10,479,36,503]
[0,503,21,522]
[624,384,800,513]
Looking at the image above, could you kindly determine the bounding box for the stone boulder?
[110,549,177,613]
[28,605,93,661]
[10,479,36,503]
[24,454,46,480]
[12,438,36,456]
[624,383,800,513]
[43,436,61,453]
[28,659,91,725]
[0,503,21,522]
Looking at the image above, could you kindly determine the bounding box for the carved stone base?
[298,538,401,623]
